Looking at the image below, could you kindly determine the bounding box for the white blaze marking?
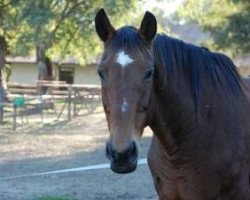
[121,98,129,112]
[116,51,133,67]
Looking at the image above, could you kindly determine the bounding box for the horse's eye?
[144,70,154,82]
[98,70,105,80]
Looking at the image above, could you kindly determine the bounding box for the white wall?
[74,65,100,85]
[9,63,101,85]
[9,63,38,84]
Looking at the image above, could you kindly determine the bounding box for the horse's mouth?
[106,141,139,174]
[110,159,138,174]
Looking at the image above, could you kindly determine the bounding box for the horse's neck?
[148,72,250,163]
[148,77,198,156]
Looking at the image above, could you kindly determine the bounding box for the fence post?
[13,105,17,131]
[0,106,3,124]
[67,85,72,121]
[73,88,77,118]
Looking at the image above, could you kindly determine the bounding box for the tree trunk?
[0,36,7,124]
[0,70,5,124]
[36,44,53,95]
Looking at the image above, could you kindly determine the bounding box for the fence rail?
[0,81,101,130]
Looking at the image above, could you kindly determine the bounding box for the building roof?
[6,57,36,64]
[6,57,80,65]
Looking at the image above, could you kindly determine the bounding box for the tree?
[13,0,138,93]
[0,0,20,123]
[0,0,138,121]
[177,0,250,56]
[0,37,8,123]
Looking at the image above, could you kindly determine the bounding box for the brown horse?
[95,9,250,199]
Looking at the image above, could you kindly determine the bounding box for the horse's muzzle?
[106,141,139,174]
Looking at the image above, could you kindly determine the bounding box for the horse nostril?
[129,141,137,155]
[106,142,113,160]
[106,142,120,161]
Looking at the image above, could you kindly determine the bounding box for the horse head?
[95,9,157,173]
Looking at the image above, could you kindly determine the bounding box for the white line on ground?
[0,158,148,181]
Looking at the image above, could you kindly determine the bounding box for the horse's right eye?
[98,70,105,80]
[144,70,154,82]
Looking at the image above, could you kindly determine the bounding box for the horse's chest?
[147,136,249,200]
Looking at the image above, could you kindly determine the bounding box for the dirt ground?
[0,106,157,200]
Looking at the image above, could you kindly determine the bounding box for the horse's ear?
[95,9,116,42]
[139,11,157,42]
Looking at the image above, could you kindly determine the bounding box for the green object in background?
[13,97,25,107]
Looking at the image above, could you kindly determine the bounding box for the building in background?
[6,52,250,86]
[6,57,100,85]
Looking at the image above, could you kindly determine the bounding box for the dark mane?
[153,34,244,107]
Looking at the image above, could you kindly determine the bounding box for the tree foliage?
[11,0,138,64]
[177,0,250,56]
[0,0,19,56]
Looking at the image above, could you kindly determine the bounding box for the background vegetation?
[177,0,250,56]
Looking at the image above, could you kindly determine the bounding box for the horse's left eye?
[144,70,154,82]
[98,70,105,80]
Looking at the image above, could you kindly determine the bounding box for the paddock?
[0,106,157,200]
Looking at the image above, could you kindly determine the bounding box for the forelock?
[104,26,152,61]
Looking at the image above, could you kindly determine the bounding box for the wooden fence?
[0,81,101,130]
